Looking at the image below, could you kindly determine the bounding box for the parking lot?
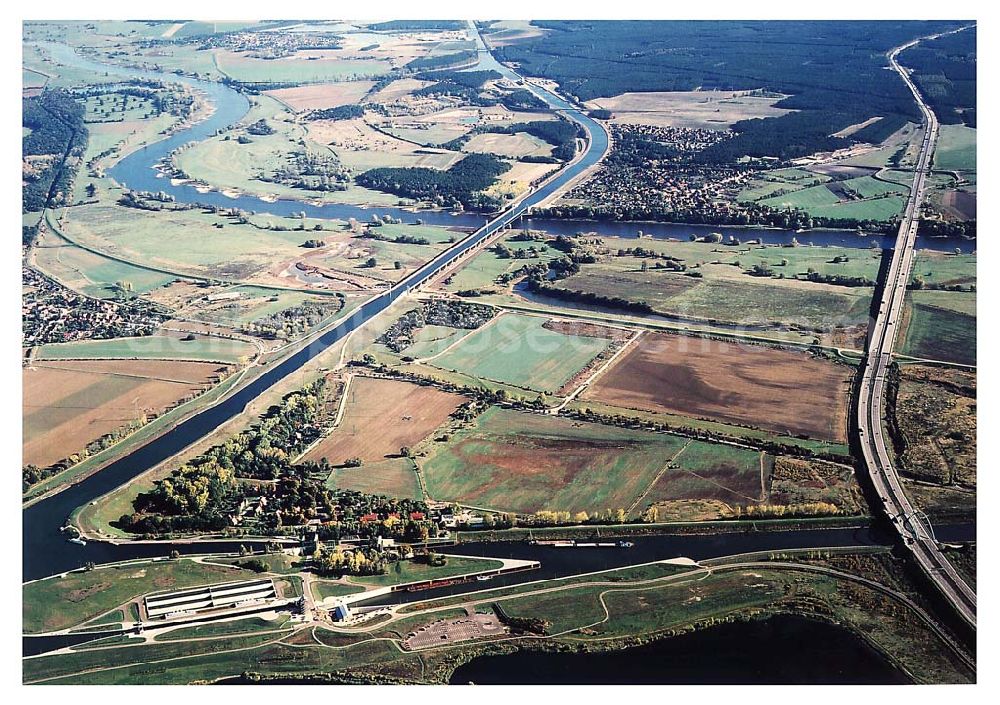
[404,611,506,650]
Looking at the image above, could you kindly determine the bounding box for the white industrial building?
[144,578,277,619]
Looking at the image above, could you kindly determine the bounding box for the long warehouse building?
[144,578,277,619]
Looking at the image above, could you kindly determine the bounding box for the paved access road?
[855,27,976,627]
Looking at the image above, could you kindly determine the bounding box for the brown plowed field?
[23,360,227,467]
[304,377,465,466]
[582,333,853,442]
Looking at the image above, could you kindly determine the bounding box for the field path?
[292,374,353,464]
[412,310,506,365]
[550,328,644,413]
[758,452,768,502]
[31,360,220,386]
[625,439,693,517]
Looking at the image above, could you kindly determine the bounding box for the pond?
[448,614,910,685]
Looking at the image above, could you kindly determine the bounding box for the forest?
[492,20,969,161]
[22,89,88,212]
[900,26,976,126]
[356,153,510,210]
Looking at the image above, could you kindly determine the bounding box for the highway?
[855,29,976,628]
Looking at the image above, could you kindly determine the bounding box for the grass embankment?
[23,559,252,634]
[154,615,291,642]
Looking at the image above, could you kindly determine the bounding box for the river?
[36,41,967,252]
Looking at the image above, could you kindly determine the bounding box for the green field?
[216,53,392,83]
[62,203,310,280]
[154,615,290,642]
[315,236,453,282]
[805,195,907,221]
[83,93,156,123]
[908,289,976,317]
[23,560,250,634]
[551,262,871,328]
[445,235,560,292]
[213,553,306,575]
[399,325,471,358]
[327,457,423,500]
[533,237,876,328]
[23,66,48,88]
[901,300,976,366]
[501,567,788,635]
[311,581,367,601]
[430,313,611,393]
[934,125,976,173]
[422,407,693,514]
[759,183,841,210]
[171,21,265,38]
[34,237,176,298]
[37,334,256,363]
[174,115,400,206]
[347,556,505,588]
[739,168,826,201]
[638,443,766,513]
[910,250,976,288]
[841,175,907,198]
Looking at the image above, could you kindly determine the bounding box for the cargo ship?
[529,539,634,548]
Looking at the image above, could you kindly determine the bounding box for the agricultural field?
[585,90,792,130]
[308,116,463,172]
[265,81,376,112]
[900,298,976,366]
[934,125,976,173]
[23,559,251,634]
[462,131,554,158]
[393,325,471,358]
[328,456,422,500]
[804,195,908,221]
[900,251,975,365]
[305,376,466,467]
[429,313,612,393]
[23,359,230,469]
[32,227,177,298]
[548,258,873,329]
[58,203,313,281]
[173,109,402,205]
[636,443,768,520]
[756,179,907,221]
[55,201,459,293]
[442,233,560,292]
[216,51,392,84]
[481,20,551,47]
[910,249,976,288]
[421,407,692,514]
[36,331,255,363]
[582,332,854,442]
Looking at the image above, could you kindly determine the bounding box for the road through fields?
[854,26,976,627]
